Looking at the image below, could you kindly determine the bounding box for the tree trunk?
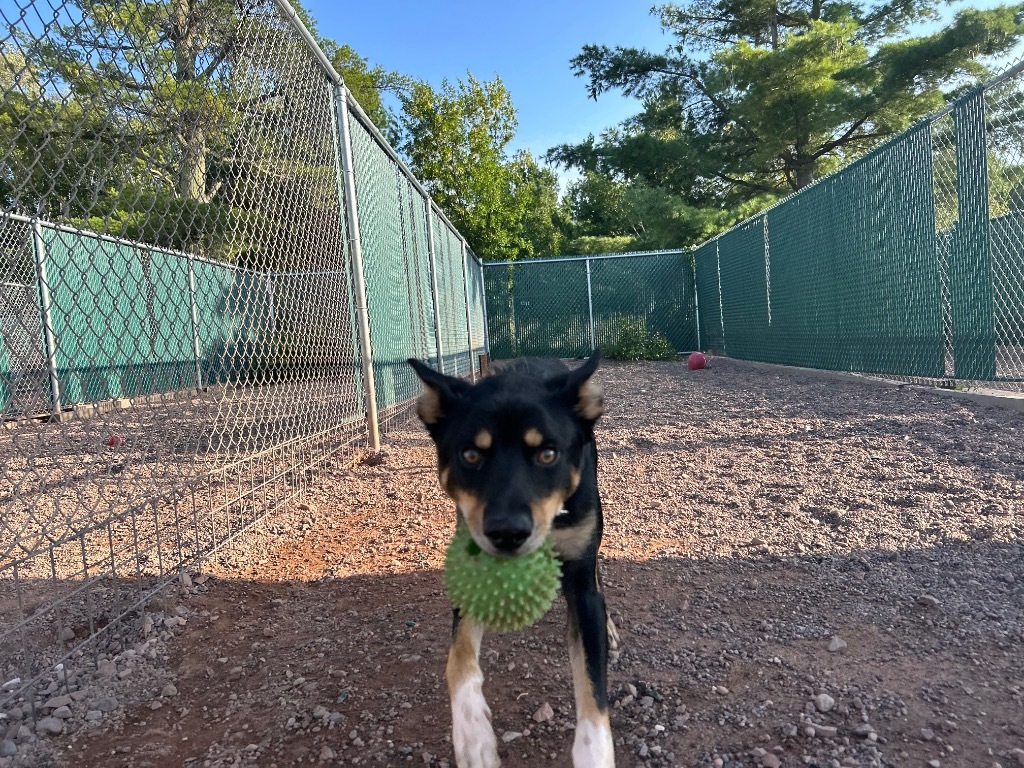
[795,162,814,189]
[172,0,207,202]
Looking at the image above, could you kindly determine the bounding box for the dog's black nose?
[483,519,532,552]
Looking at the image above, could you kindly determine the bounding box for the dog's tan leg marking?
[447,617,499,768]
[606,615,620,652]
[552,515,596,561]
[568,630,615,767]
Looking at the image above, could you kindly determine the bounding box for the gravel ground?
[3,357,1023,768]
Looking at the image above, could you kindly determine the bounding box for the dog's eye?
[536,448,558,465]
[461,448,483,466]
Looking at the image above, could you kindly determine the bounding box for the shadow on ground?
[64,536,1024,768]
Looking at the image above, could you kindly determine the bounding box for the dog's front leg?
[563,560,615,768]
[447,611,500,768]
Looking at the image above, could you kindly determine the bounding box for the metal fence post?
[336,85,380,452]
[460,240,476,381]
[691,255,702,352]
[477,256,491,361]
[31,220,62,417]
[585,256,596,353]
[185,256,204,390]
[425,203,445,374]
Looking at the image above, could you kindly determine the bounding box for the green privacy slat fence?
[590,251,697,353]
[484,251,698,360]
[485,59,1024,385]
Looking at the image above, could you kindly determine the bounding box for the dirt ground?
[12,358,1024,768]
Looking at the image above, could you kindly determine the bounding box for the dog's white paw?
[572,716,615,768]
[451,681,500,768]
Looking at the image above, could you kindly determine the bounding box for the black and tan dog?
[408,353,616,768]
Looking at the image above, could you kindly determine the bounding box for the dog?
[408,353,616,768]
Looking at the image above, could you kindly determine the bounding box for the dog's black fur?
[408,353,615,767]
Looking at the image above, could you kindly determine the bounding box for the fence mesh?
[484,251,697,360]
[486,60,1024,389]
[1,0,482,715]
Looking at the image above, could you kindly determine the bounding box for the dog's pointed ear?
[548,351,603,423]
[408,358,471,425]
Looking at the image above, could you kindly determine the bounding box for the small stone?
[149,701,162,711]
[827,636,848,653]
[161,683,178,698]
[84,711,102,722]
[318,746,335,761]
[814,693,836,713]
[96,659,117,678]
[532,702,554,723]
[714,685,729,695]
[35,717,63,736]
[1011,748,1024,766]
[763,755,782,768]
[917,594,940,607]
[501,731,522,743]
[59,627,76,642]
[93,697,119,713]
[180,572,193,588]
[0,740,16,757]
[920,728,935,741]
[928,760,941,768]
[43,695,73,710]
[142,616,154,635]
[51,706,72,720]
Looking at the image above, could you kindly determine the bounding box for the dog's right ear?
[408,358,471,426]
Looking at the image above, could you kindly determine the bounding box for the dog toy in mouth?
[444,526,562,633]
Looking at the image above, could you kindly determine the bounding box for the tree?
[3,0,404,261]
[560,0,1024,207]
[399,74,564,260]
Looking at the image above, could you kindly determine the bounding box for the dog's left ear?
[408,358,471,426]
[549,351,603,423]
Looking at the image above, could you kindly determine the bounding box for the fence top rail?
[2,211,256,274]
[483,248,690,267]
[691,52,1024,256]
[268,0,472,258]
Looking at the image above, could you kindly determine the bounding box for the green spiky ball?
[444,526,562,633]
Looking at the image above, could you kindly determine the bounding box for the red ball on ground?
[687,352,707,370]
[107,434,123,446]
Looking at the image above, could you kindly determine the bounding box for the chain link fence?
[487,59,1024,391]
[484,250,698,359]
[0,0,484,714]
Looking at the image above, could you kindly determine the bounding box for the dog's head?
[408,355,603,557]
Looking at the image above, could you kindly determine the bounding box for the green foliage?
[564,234,638,255]
[603,318,678,360]
[398,74,565,261]
[547,0,1024,248]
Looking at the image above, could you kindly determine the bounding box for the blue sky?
[299,0,1021,171]
[300,0,666,162]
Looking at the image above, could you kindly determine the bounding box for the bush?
[603,319,678,361]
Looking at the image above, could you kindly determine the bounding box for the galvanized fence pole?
[460,240,476,381]
[336,85,380,452]
[691,255,702,352]
[585,256,596,353]
[185,256,204,390]
[477,256,492,363]
[31,219,62,417]
[425,203,445,374]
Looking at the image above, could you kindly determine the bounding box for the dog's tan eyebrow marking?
[523,427,544,447]
[474,429,492,450]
